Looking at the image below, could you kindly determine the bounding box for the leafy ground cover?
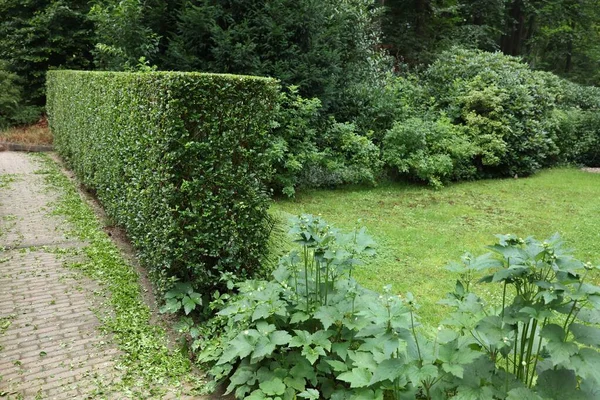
[272,168,600,324]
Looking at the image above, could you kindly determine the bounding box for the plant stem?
[410,310,423,366]
[324,261,330,306]
[513,324,518,375]
[505,353,509,395]
[316,259,320,306]
[304,245,310,313]
[501,281,507,320]
[529,318,547,388]
[517,321,530,381]
[524,319,538,383]
[562,300,577,335]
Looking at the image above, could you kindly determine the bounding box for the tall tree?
[0,0,93,106]
[163,0,385,111]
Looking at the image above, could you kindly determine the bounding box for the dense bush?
[382,48,600,187]
[383,117,477,187]
[423,48,559,178]
[270,87,382,196]
[0,0,93,107]
[47,70,279,294]
[0,61,23,129]
[163,0,385,116]
[194,215,600,399]
[0,60,39,129]
[551,80,600,167]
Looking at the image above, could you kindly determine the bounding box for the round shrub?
[383,116,477,187]
[424,48,559,178]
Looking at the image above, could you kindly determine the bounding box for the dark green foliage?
[380,0,600,87]
[270,87,382,196]
[383,117,477,187]
[383,49,573,186]
[193,216,600,399]
[164,0,385,114]
[46,70,279,293]
[550,80,600,167]
[0,60,38,128]
[89,0,160,70]
[424,48,559,178]
[0,0,93,107]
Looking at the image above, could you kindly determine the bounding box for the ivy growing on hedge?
[47,70,279,293]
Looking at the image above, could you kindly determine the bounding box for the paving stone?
[0,152,122,399]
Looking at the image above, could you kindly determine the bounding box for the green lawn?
[271,167,600,324]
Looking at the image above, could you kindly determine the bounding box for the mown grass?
[272,168,600,324]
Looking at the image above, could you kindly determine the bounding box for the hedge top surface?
[48,69,278,82]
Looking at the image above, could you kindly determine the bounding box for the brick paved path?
[0,152,122,399]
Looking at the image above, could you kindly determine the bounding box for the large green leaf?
[182,295,197,315]
[487,245,529,264]
[289,330,312,348]
[535,368,578,399]
[325,360,349,372]
[540,324,579,366]
[252,303,271,321]
[475,315,513,347]
[347,350,378,370]
[217,333,256,364]
[290,358,317,381]
[314,305,340,330]
[270,330,293,346]
[284,376,306,392]
[298,389,319,399]
[369,357,407,384]
[302,345,326,365]
[406,364,438,385]
[245,390,267,400]
[576,308,600,324]
[491,266,528,283]
[454,385,495,400]
[159,298,181,314]
[259,377,286,396]
[506,387,544,400]
[438,340,481,374]
[337,367,373,388]
[569,348,600,381]
[569,323,600,348]
[251,337,277,360]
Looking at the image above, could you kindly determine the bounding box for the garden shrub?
[195,215,600,399]
[297,120,382,190]
[269,87,382,196]
[0,61,22,129]
[46,70,279,294]
[383,116,477,187]
[551,80,600,167]
[0,60,39,129]
[423,48,559,178]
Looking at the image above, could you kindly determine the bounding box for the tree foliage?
[0,0,93,107]
[380,0,600,86]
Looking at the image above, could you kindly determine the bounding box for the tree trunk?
[501,0,527,56]
[565,21,576,72]
[414,0,429,37]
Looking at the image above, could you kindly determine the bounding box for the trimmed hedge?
[47,70,279,293]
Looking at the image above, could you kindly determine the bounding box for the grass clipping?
[34,153,207,398]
